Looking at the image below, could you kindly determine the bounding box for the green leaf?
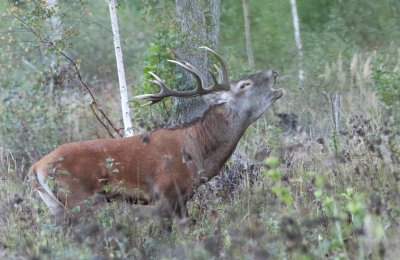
[315,176,326,186]
[58,170,70,175]
[264,156,280,168]
[103,185,113,193]
[329,239,342,249]
[46,178,57,190]
[306,171,316,178]
[272,186,293,205]
[322,196,333,208]
[72,205,81,214]
[267,169,281,181]
[314,189,323,199]
[59,187,70,194]
[347,200,364,215]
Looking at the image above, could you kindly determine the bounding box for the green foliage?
[220,0,294,74]
[263,156,293,205]
[0,80,65,162]
[341,188,365,227]
[372,63,400,109]
[264,156,280,168]
[329,0,400,48]
[0,1,81,68]
[129,1,178,126]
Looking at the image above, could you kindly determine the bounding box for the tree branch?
[8,4,123,138]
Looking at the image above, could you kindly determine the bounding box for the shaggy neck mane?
[167,103,226,130]
[162,103,246,178]
[192,104,230,155]
[185,103,245,178]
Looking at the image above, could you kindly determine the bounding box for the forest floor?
[1,61,400,259]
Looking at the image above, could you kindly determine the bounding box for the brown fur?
[29,105,238,220]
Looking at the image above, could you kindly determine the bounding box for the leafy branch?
[7,0,122,138]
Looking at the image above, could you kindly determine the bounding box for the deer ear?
[233,80,253,94]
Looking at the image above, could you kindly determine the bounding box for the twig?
[90,103,115,138]
[57,49,123,138]
[8,4,122,138]
[22,59,40,72]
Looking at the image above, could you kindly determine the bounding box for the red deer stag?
[29,47,283,223]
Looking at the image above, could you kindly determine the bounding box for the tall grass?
[0,50,399,259]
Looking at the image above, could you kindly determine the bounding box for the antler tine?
[134,72,176,105]
[135,49,232,106]
[135,69,209,105]
[199,46,230,90]
[167,60,207,92]
[148,71,164,84]
[207,69,219,87]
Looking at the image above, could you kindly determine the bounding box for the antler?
[135,47,230,105]
[198,46,230,90]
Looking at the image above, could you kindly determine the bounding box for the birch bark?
[46,0,61,94]
[290,0,305,83]
[108,0,134,136]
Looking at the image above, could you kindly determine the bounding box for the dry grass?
[0,51,399,259]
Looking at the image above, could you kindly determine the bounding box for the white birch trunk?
[46,0,61,94]
[242,0,254,69]
[290,0,304,83]
[108,0,134,136]
[47,0,61,38]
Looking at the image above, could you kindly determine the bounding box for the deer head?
[136,46,283,126]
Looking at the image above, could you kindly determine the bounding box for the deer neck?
[187,104,249,181]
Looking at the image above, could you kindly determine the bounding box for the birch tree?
[108,0,134,136]
[45,0,61,94]
[290,0,305,84]
[242,0,254,69]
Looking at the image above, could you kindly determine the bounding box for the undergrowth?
[1,51,399,259]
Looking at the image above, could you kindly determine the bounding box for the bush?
[372,63,400,112]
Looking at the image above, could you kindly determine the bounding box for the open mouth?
[273,88,284,100]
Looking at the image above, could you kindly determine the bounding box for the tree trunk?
[173,0,220,124]
[46,0,61,94]
[108,0,134,136]
[242,0,254,69]
[290,0,304,84]
[207,0,220,48]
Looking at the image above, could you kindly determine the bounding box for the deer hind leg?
[31,170,70,225]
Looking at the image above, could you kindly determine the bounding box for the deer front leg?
[152,193,189,232]
[156,194,188,218]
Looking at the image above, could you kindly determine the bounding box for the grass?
[1,52,399,259]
